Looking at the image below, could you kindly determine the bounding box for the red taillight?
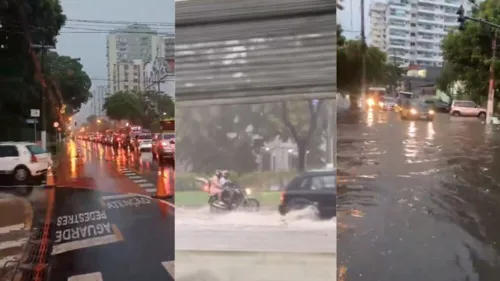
[31,155,38,163]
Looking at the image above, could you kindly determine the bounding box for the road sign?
[26,119,38,124]
[30,109,40,117]
[53,122,59,128]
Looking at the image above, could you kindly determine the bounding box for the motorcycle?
[196,178,260,212]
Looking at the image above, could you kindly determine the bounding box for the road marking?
[128,175,142,179]
[123,173,136,176]
[52,234,121,255]
[0,223,25,234]
[133,179,148,183]
[139,183,154,188]
[145,188,157,193]
[0,238,28,251]
[0,255,21,268]
[162,261,174,278]
[68,272,103,281]
[101,193,154,200]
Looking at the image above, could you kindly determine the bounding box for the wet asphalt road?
[45,141,174,281]
[337,109,500,281]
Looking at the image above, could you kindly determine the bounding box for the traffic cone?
[152,168,173,200]
[45,167,55,188]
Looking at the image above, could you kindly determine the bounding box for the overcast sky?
[56,0,174,122]
[338,0,371,42]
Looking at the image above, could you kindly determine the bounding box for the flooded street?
[337,109,500,281]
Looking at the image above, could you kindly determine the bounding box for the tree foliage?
[337,25,400,95]
[176,100,330,173]
[441,0,500,104]
[43,52,92,113]
[103,91,175,129]
[0,0,92,141]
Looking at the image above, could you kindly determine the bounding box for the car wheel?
[452,111,460,117]
[288,198,315,211]
[13,166,30,184]
[478,112,486,119]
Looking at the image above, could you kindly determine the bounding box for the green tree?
[440,0,500,105]
[262,100,327,172]
[103,91,143,123]
[337,39,388,95]
[0,0,66,141]
[43,52,92,113]
[103,91,175,129]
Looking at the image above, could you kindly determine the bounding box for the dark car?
[424,99,450,113]
[400,100,435,121]
[278,170,336,219]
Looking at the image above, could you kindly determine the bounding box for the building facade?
[106,24,160,94]
[369,2,387,51]
[370,0,472,67]
[90,85,109,117]
[144,36,175,96]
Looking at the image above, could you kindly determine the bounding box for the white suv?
[0,142,52,185]
[450,100,487,118]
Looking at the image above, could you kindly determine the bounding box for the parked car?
[278,170,336,219]
[399,100,435,121]
[0,142,52,186]
[450,100,487,118]
[424,99,450,113]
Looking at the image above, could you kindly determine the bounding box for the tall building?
[90,85,109,117]
[370,0,473,67]
[106,24,161,94]
[369,2,387,51]
[114,59,147,92]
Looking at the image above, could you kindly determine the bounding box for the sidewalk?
[0,194,34,280]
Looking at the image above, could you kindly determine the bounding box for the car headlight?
[428,110,435,115]
[410,108,417,115]
[245,188,252,195]
[367,98,374,106]
[379,102,384,107]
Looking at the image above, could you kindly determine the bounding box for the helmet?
[215,170,222,178]
[221,170,229,178]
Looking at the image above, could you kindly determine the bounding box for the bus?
[366,87,387,108]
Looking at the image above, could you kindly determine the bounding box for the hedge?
[175,171,298,191]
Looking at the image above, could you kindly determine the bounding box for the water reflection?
[338,112,500,280]
[426,121,435,141]
[366,109,374,127]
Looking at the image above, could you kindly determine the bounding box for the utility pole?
[31,44,54,150]
[487,31,497,124]
[360,0,367,99]
[325,99,334,166]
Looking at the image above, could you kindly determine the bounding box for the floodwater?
[337,109,500,281]
[175,207,336,253]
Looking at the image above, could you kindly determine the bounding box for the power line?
[66,18,174,26]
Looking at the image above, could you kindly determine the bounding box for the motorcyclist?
[210,171,224,206]
[220,170,235,209]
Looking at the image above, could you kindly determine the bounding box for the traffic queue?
[76,119,175,164]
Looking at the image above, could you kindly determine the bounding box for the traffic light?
[457,5,466,31]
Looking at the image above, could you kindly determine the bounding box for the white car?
[136,133,153,151]
[0,142,52,185]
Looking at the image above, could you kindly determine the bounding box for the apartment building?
[113,60,146,93]
[370,0,472,67]
[106,24,160,94]
[90,85,109,117]
[369,2,387,50]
